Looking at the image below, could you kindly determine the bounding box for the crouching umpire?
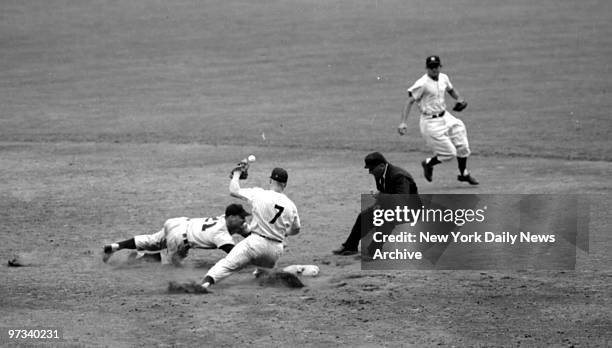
[333,152,420,256]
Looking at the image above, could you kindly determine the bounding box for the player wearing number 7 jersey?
[200,167,301,290]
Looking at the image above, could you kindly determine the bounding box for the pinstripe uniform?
[205,184,300,284]
[408,72,471,160]
[133,216,235,265]
[399,55,478,185]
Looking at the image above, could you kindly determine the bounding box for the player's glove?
[452,100,468,112]
[229,162,249,180]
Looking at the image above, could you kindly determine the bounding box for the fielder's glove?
[229,162,249,180]
[452,100,468,112]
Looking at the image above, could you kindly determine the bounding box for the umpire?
[333,152,420,256]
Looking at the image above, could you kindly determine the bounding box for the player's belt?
[253,233,282,243]
[425,110,445,118]
[182,232,190,246]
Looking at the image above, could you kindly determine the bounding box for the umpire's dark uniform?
[334,152,419,255]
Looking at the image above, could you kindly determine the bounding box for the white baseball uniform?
[408,72,471,161]
[205,187,300,283]
[134,215,235,265]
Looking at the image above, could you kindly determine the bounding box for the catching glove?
[229,162,249,180]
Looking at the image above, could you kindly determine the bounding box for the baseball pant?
[206,234,283,284]
[133,217,190,265]
[419,112,471,161]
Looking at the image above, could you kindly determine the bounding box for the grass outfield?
[1,0,611,159]
[1,0,611,346]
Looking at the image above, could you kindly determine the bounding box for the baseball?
[247,154,256,163]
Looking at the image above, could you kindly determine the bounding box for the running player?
[398,55,479,185]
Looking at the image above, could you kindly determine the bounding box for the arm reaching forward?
[229,171,248,200]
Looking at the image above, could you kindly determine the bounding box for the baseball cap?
[426,55,442,68]
[225,203,250,218]
[364,152,387,169]
[270,167,288,183]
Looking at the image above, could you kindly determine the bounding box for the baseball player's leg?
[250,237,283,269]
[420,118,456,181]
[204,237,255,286]
[203,235,283,288]
[448,119,478,185]
[428,122,458,162]
[448,117,471,161]
[103,228,166,263]
[134,229,167,251]
[250,237,284,277]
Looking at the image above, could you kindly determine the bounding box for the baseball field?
[1,0,611,346]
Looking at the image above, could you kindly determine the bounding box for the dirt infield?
[1,0,611,347]
[2,143,610,347]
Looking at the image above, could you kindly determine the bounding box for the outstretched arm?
[398,94,416,135]
[229,171,248,200]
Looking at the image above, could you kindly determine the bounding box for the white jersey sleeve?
[239,187,300,242]
[407,75,426,101]
[237,187,265,202]
[441,73,453,92]
[407,73,451,115]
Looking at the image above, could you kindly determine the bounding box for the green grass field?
[1,0,611,346]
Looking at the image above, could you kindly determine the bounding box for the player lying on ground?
[198,166,301,291]
[102,203,251,265]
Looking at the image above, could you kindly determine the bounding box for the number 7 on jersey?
[269,204,284,223]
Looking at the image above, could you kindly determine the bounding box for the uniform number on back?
[202,216,220,231]
[269,204,285,224]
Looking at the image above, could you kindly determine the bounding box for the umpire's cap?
[270,167,288,183]
[225,203,250,218]
[426,55,442,68]
[364,152,388,169]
